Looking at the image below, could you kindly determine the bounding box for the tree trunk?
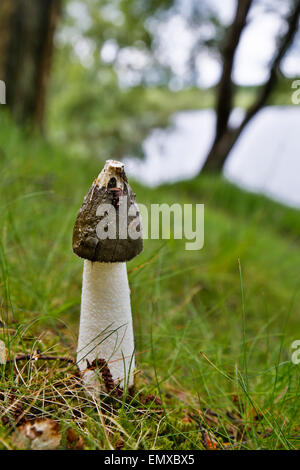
[0,0,61,130]
[201,0,300,175]
[201,128,240,173]
[201,0,253,174]
[214,0,253,141]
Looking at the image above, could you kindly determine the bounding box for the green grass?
[0,115,299,450]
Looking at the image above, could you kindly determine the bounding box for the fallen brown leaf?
[66,427,85,450]
[115,436,125,450]
[201,429,219,450]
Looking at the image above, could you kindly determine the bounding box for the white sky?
[67,0,300,88]
[152,0,300,87]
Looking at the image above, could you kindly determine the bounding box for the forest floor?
[0,117,299,450]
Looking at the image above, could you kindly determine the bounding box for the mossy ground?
[0,116,299,449]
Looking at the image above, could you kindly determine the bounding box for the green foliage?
[48,63,215,159]
[47,0,296,161]
[47,0,221,157]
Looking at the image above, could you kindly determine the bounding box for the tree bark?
[0,0,61,130]
[201,0,253,174]
[214,0,253,141]
[201,128,239,173]
[201,0,300,174]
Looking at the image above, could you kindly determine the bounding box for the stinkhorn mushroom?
[73,160,143,392]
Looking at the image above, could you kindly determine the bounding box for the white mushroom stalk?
[73,160,143,393]
[78,261,135,390]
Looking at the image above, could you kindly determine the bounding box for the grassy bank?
[0,117,299,450]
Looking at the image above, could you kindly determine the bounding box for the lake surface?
[125,106,300,209]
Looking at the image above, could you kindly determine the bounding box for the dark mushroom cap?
[73,160,143,262]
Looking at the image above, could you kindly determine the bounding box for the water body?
[125,106,300,209]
